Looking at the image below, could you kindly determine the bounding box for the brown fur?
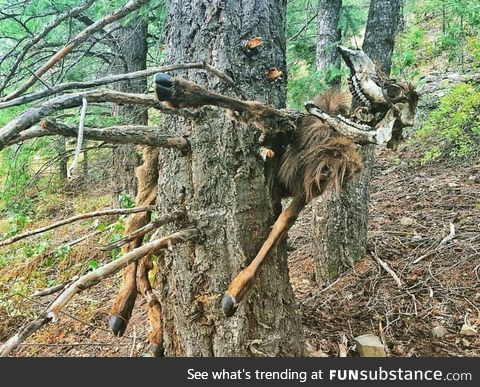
[278,90,363,202]
[110,145,162,352]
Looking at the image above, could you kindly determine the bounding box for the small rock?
[462,338,471,347]
[400,217,415,227]
[460,324,477,337]
[354,334,386,357]
[448,182,459,188]
[432,325,448,338]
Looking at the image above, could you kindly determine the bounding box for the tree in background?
[316,0,342,86]
[313,0,404,283]
[111,20,148,203]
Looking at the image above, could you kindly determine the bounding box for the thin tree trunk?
[111,20,148,202]
[316,0,342,86]
[56,136,68,180]
[313,0,403,284]
[156,0,304,356]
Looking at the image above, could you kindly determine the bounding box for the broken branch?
[99,210,186,251]
[67,96,88,179]
[0,205,155,247]
[373,253,403,288]
[0,89,196,150]
[0,62,232,109]
[8,118,190,149]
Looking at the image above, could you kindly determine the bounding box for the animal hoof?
[149,344,165,357]
[221,293,238,317]
[154,72,174,101]
[109,315,127,337]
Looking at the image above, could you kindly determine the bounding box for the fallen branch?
[7,119,190,149]
[0,62,233,109]
[0,205,155,247]
[1,0,149,101]
[373,254,403,288]
[0,228,199,357]
[412,222,456,264]
[99,210,186,251]
[0,89,196,150]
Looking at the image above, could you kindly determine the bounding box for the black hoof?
[221,294,238,317]
[149,344,165,357]
[109,315,128,337]
[154,72,174,101]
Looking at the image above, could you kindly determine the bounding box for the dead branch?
[0,228,199,357]
[7,118,190,149]
[32,277,79,298]
[0,89,196,150]
[67,96,88,179]
[0,0,96,94]
[0,62,232,109]
[412,222,456,264]
[99,210,186,251]
[0,206,155,247]
[373,254,403,288]
[1,0,149,101]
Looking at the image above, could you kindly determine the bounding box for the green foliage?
[118,192,135,208]
[417,83,480,162]
[394,0,480,76]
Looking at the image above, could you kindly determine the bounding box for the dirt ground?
[1,148,479,357]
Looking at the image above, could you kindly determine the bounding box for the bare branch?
[0,228,199,357]
[7,118,190,149]
[0,89,196,150]
[67,96,88,179]
[99,210,186,251]
[0,62,232,109]
[0,206,155,247]
[1,0,149,101]
[0,0,96,94]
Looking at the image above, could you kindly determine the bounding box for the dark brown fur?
[278,90,363,201]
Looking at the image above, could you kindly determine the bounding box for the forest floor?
[1,148,479,357]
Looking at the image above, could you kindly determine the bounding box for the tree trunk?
[316,0,342,85]
[313,0,403,284]
[56,136,68,180]
[111,21,148,202]
[156,0,304,356]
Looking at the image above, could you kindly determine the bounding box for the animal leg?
[136,256,164,357]
[221,196,306,317]
[109,147,159,337]
[109,245,139,337]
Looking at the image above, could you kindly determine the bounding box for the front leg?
[153,73,296,139]
[221,196,306,317]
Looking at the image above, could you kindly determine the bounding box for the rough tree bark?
[155,0,304,356]
[316,0,342,85]
[111,20,148,201]
[313,0,403,283]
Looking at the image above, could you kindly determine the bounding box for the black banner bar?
[1,357,477,387]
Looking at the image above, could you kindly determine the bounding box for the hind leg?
[221,196,305,317]
[109,250,139,337]
[136,255,163,356]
